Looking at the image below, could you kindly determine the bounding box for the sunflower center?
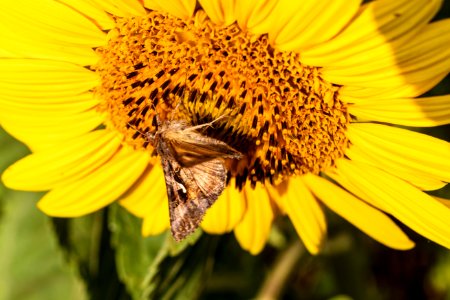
[94,10,350,188]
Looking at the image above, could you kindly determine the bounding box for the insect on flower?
[130,104,243,241]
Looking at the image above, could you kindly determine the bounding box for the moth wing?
[169,158,227,241]
[189,158,227,196]
[163,129,242,167]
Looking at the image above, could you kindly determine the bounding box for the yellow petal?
[1,0,106,47]
[348,123,450,183]
[322,54,450,88]
[132,167,171,236]
[345,146,446,191]
[279,177,326,255]
[199,0,236,26]
[235,0,278,31]
[335,159,450,249]
[0,33,99,65]
[0,48,17,57]
[141,200,170,236]
[348,95,450,127]
[119,161,170,236]
[202,178,246,233]
[1,109,104,152]
[303,173,414,250]
[275,0,361,52]
[234,182,274,255]
[86,0,146,17]
[0,105,101,125]
[340,72,447,99]
[320,19,450,89]
[270,0,323,45]
[119,161,167,218]
[0,59,100,97]
[150,0,196,19]
[247,0,321,40]
[301,0,440,66]
[60,0,116,30]
[0,93,99,116]
[142,0,164,12]
[322,19,450,74]
[2,130,121,191]
[265,182,286,214]
[435,197,450,209]
[37,146,149,217]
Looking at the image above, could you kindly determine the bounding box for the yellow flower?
[1,0,450,255]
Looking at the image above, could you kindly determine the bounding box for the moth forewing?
[163,128,242,166]
[151,118,242,241]
[169,158,228,241]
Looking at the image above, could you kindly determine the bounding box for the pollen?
[94,10,350,188]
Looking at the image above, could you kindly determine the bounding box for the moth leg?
[167,87,188,121]
[184,115,227,132]
[154,111,162,128]
[175,181,187,194]
[173,166,187,193]
[144,132,156,144]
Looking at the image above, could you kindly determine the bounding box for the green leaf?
[51,211,130,299]
[143,234,218,300]
[51,214,103,275]
[0,128,87,300]
[108,204,166,300]
[109,204,218,300]
[166,228,202,257]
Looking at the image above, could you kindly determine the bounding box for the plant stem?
[256,241,304,300]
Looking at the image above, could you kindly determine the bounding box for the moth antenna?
[154,108,162,128]
[168,69,190,121]
[184,114,229,132]
[126,121,142,134]
[126,121,155,143]
[145,97,162,129]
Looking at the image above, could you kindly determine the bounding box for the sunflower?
[1,0,450,255]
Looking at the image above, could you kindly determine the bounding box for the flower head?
[2,0,450,255]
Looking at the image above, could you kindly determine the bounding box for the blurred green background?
[1,2,450,299]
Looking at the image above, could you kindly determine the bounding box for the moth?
[143,114,243,241]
